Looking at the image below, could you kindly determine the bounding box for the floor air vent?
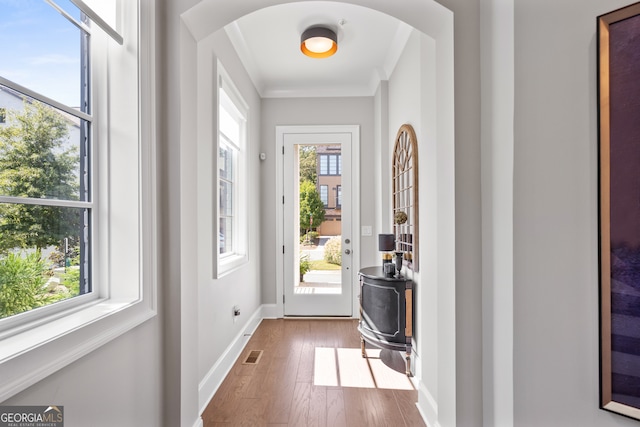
[242,350,263,365]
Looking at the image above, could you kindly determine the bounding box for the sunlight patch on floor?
[294,284,341,294]
[314,347,339,386]
[313,347,414,390]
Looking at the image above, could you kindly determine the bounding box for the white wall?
[260,96,377,306]
[2,321,162,426]
[511,0,640,426]
[194,26,263,397]
[388,25,438,399]
[480,0,514,424]
[373,81,390,233]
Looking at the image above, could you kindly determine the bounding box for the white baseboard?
[260,303,279,319]
[417,380,439,427]
[198,305,264,413]
[192,417,203,427]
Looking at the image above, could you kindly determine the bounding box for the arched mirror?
[393,124,419,271]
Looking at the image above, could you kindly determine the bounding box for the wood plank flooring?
[202,319,426,427]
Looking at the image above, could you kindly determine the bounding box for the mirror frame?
[392,123,419,272]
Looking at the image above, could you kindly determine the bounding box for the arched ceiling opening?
[181,0,453,98]
[223,2,412,98]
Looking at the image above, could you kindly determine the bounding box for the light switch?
[361,226,372,236]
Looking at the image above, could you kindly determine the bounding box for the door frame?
[275,125,360,318]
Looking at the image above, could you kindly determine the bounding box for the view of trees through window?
[0,0,92,319]
[0,96,85,319]
[297,144,342,293]
[298,145,324,240]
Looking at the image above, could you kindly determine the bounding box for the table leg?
[361,336,366,358]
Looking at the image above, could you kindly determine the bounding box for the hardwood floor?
[202,319,426,427]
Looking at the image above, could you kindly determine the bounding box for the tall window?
[217,64,248,275]
[0,1,94,320]
[337,185,342,208]
[320,185,328,207]
[0,0,157,400]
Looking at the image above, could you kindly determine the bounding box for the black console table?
[358,266,413,376]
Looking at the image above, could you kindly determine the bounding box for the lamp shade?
[378,234,395,252]
[301,26,338,58]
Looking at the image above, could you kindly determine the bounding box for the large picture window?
[0,0,93,321]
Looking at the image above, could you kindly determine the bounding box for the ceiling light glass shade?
[300,27,337,58]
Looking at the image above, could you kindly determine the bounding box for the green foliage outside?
[58,246,81,296]
[0,101,83,318]
[299,180,325,231]
[298,145,317,183]
[0,251,80,319]
[0,101,80,253]
[309,259,340,270]
[300,231,319,245]
[299,253,312,281]
[60,266,80,296]
[0,252,51,318]
[323,236,342,266]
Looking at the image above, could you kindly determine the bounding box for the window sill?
[216,253,248,279]
[0,295,156,402]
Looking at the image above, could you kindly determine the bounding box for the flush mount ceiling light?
[300,26,338,58]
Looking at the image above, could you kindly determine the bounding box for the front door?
[282,129,355,316]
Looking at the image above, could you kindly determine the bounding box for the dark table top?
[358,266,408,282]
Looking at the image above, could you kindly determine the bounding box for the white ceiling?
[224,1,413,98]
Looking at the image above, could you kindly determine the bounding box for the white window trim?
[215,62,248,278]
[0,0,157,401]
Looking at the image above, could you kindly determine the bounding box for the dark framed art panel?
[599,1,640,420]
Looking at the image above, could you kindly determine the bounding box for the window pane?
[320,185,328,206]
[329,155,337,175]
[48,0,83,21]
[0,0,85,108]
[0,204,89,319]
[320,155,328,175]
[219,91,240,144]
[219,217,233,255]
[219,144,234,181]
[0,91,85,201]
[219,180,233,217]
[337,186,342,207]
[338,155,342,175]
[220,107,240,143]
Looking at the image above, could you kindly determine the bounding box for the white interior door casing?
[276,125,360,317]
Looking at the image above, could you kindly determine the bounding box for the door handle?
[344,249,351,255]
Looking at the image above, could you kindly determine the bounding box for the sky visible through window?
[0,0,82,108]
